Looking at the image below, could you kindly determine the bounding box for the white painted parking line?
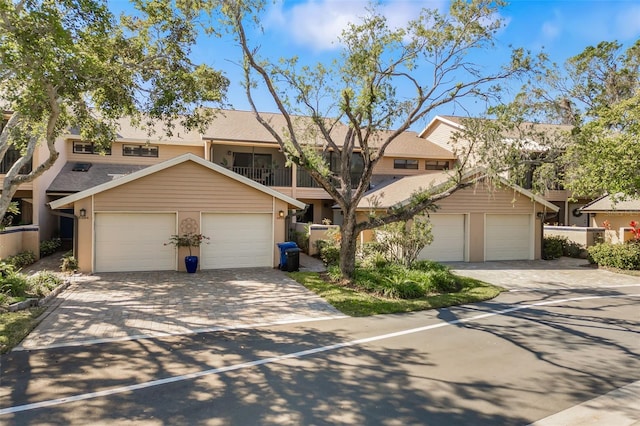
[2,293,638,416]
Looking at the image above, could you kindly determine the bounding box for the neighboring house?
[357,172,559,262]
[580,194,640,243]
[418,115,590,226]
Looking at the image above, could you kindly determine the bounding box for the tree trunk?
[339,207,359,280]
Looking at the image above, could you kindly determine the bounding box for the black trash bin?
[285,248,301,272]
[277,241,298,270]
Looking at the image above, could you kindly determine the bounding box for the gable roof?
[49,153,306,210]
[357,170,559,211]
[580,193,640,213]
[418,114,573,141]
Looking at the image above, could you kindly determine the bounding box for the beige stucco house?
[357,172,559,262]
[3,110,568,271]
[49,154,304,272]
[580,194,640,244]
[418,115,590,227]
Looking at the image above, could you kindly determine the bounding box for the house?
[3,110,562,271]
[580,194,640,243]
[357,171,559,262]
[49,154,304,272]
[418,115,590,226]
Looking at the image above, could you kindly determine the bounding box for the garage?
[200,213,273,269]
[95,212,177,272]
[485,214,532,261]
[418,214,465,262]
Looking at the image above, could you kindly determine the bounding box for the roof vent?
[72,162,92,172]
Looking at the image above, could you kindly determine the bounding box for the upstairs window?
[123,144,159,157]
[73,141,111,155]
[425,160,449,170]
[393,159,418,170]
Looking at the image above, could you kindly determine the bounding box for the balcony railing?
[230,166,363,190]
[231,166,292,187]
[297,169,363,189]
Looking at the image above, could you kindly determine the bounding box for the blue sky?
[112,0,640,129]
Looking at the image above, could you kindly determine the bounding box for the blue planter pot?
[185,256,198,273]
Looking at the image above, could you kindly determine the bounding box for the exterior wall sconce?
[79,208,87,219]
[278,210,285,219]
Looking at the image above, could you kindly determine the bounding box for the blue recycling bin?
[277,241,298,270]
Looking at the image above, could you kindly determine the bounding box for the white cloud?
[265,0,446,52]
[541,21,560,41]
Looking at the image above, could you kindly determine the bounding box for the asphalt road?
[1,285,639,425]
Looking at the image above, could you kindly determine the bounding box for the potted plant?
[165,233,210,273]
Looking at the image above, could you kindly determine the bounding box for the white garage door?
[95,213,176,272]
[485,214,532,261]
[200,213,273,269]
[418,214,465,262]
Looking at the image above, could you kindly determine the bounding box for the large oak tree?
[223,0,538,279]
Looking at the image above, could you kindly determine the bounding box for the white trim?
[418,115,465,138]
[49,153,306,210]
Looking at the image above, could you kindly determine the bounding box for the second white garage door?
[95,213,177,272]
[200,213,273,269]
[485,214,532,261]
[418,214,465,262]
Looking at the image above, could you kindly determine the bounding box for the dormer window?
[123,144,159,157]
[73,141,111,155]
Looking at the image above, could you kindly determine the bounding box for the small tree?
[374,217,433,268]
[224,0,539,280]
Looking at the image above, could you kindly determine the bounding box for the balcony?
[297,169,363,189]
[231,166,292,187]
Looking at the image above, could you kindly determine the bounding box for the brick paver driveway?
[18,268,344,351]
[450,257,640,290]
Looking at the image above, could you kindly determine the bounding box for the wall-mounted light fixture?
[227,150,232,156]
[278,210,285,219]
[79,208,87,219]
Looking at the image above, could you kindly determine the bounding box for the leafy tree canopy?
[0,0,228,218]
[475,39,640,199]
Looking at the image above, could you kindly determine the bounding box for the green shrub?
[543,236,565,260]
[60,251,78,273]
[412,260,450,273]
[40,238,62,257]
[27,272,62,298]
[0,273,28,298]
[543,236,585,259]
[588,242,640,270]
[3,251,36,269]
[428,270,462,293]
[317,240,340,266]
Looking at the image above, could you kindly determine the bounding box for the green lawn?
[289,271,504,316]
[0,308,45,354]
